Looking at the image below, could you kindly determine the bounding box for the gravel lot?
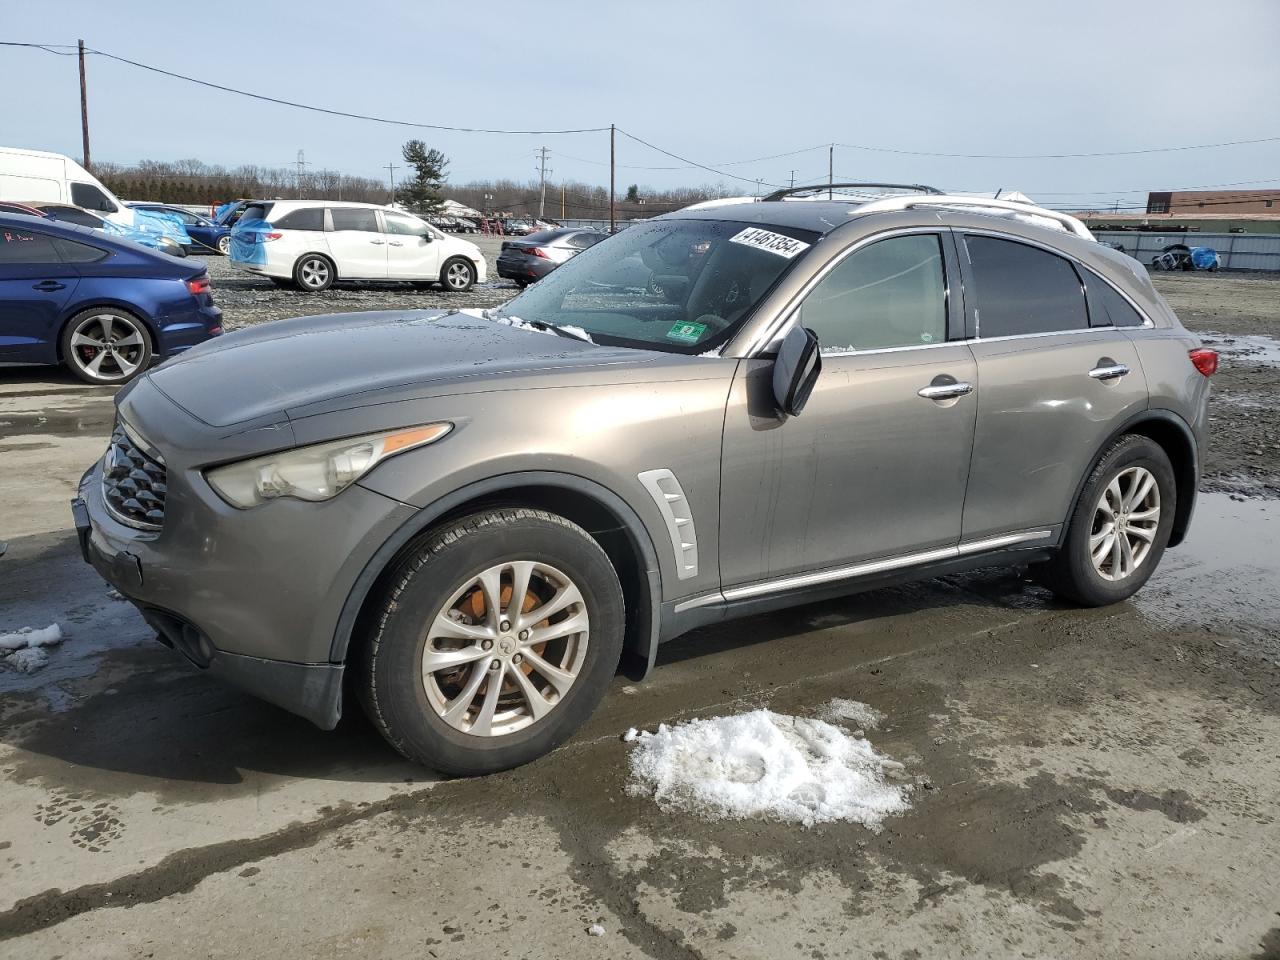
[2,262,1280,959]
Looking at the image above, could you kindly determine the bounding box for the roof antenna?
[994,188,1003,199]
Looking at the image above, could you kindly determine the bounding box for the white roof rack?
[853,195,1095,240]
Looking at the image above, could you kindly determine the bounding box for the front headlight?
[205,423,451,509]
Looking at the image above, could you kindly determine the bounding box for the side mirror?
[772,325,822,417]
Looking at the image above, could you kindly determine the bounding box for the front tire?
[1037,435,1175,606]
[357,508,624,775]
[440,257,476,292]
[60,308,153,384]
[294,254,335,292]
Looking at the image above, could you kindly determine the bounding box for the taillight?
[186,276,211,296]
[1189,348,1218,377]
[262,232,282,241]
[526,247,549,259]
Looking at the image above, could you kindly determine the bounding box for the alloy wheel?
[1089,466,1161,581]
[445,261,473,290]
[299,258,331,289]
[421,560,589,737]
[68,313,146,382]
[217,235,231,255]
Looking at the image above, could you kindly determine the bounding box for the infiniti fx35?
[73,188,1216,774]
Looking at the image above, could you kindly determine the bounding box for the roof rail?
[761,182,943,202]
[854,195,1095,240]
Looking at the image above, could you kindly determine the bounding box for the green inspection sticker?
[666,321,707,344]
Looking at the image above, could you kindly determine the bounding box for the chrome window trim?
[745,226,948,358]
[959,228,1156,334]
[672,528,1054,611]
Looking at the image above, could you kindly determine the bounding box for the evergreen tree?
[625,184,640,203]
[399,140,449,213]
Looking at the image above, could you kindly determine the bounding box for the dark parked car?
[0,213,221,383]
[14,201,189,259]
[497,228,606,286]
[131,204,233,255]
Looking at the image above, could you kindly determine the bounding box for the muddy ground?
[1,264,1279,959]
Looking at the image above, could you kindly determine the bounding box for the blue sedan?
[0,213,222,384]
[130,204,233,255]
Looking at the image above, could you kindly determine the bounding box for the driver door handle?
[33,280,66,292]
[918,382,974,401]
[369,239,385,245]
[388,241,403,247]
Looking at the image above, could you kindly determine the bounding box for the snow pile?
[0,624,64,675]
[491,314,593,343]
[818,698,886,730]
[625,709,911,828]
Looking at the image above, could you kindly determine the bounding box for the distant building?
[1146,188,1278,215]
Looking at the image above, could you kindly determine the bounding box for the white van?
[0,146,132,227]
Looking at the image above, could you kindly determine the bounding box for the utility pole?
[828,144,834,200]
[789,170,796,189]
[295,150,309,199]
[385,162,399,205]
[755,178,762,199]
[536,146,551,219]
[78,39,91,170]
[561,184,565,219]
[609,124,616,233]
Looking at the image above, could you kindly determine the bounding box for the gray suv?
[72,185,1216,775]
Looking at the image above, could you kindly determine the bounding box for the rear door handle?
[1089,363,1130,381]
[918,382,974,401]
[388,241,403,247]
[33,280,66,292]
[369,239,385,245]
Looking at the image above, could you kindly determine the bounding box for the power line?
[0,41,609,136]
[615,129,784,188]
[835,135,1280,160]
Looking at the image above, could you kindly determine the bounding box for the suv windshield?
[492,218,820,352]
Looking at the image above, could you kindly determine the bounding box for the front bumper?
[72,430,415,728]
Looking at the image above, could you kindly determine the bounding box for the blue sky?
[4,0,1278,209]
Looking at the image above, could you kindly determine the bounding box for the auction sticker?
[666,321,707,344]
[728,227,810,259]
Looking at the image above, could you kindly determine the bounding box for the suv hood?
[147,309,652,427]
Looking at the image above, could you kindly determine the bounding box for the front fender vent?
[637,468,698,580]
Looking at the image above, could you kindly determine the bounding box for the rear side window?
[52,237,109,263]
[241,203,273,222]
[965,236,1087,337]
[798,234,948,352]
[45,206,101,228]
[1088,273,1147,328]
[69,182,117,213]
[0,228,60,263]
[274,207,325,231]
[329,208,379,232]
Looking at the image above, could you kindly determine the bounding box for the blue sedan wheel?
[60,308,153,385]
[217,235,231,255]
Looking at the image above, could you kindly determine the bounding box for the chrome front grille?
[101,422,167,529]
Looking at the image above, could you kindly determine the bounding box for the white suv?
[228,200,487,292]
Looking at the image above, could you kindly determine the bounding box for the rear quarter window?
[241,203,274,222]
[1087,272,1148,327]
[52,237,109,263]
[273,207,325,231]
[965,235,1088,337]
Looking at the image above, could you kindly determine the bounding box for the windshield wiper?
[483,309,593,344]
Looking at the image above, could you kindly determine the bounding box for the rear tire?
[1036,435,1175,606]
[294,254,335,292]
[216,235,232,256]
[356,508,624,775]
[60,308,153,385]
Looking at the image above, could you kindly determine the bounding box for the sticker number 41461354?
[728,227,810,259]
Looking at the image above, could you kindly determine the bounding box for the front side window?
[69,182,117,213]
[383,212,430,236]
[965,236,1088,337]
[274,207,325,231]
[0,228,61,264]
[491,218,819,353]
[797,234,947,353]
[329,207,379,232]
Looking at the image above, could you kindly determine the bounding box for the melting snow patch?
[625,709,911,828]
[818,698,886,730]
[0,624,64,652]
[6,648,51,674]
[586,924,606,937]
